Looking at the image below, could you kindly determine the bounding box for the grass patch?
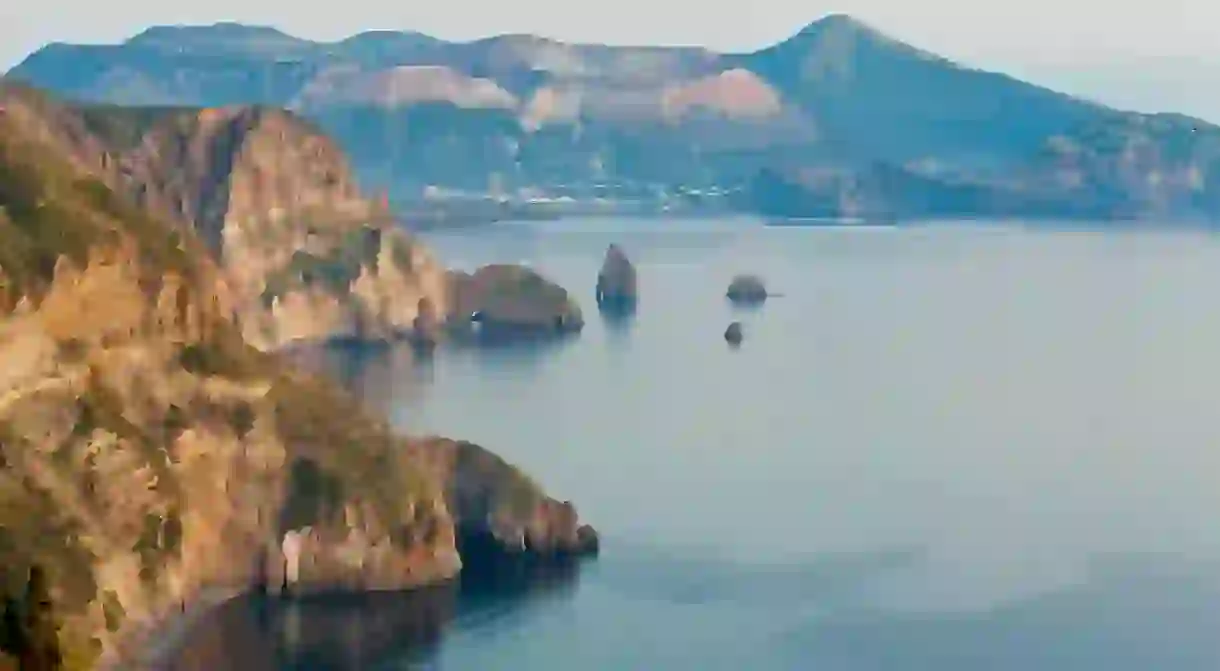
[268,370,438,537]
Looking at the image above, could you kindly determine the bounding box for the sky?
[1,0,1218,120]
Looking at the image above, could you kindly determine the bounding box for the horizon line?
[21,12,873,57]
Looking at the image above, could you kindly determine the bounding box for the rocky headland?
[0,81,596,671]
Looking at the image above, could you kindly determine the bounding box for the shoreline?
[109,326,596,668]
[99,586,246,671]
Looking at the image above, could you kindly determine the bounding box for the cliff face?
[0,83,451,351]
[110,105,451,349]
[0,85,595,670]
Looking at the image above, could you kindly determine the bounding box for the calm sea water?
[191,217,1220,669]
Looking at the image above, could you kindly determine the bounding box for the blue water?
[210,218,1220,669]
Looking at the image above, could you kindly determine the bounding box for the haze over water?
[275,217,1220,669]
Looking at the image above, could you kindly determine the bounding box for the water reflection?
[444,327,581,362]
[285,335,580,406]
[165,558,584,670]
[282,341,424,415]
[594,542,925,609]
[726,299,767,315]
[780,554,1220,670]
[598,300,637,345]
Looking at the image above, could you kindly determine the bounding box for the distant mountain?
[10,14,1220,221]
[732,14,1110,175]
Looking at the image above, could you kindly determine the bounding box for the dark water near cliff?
[195,218,1220,669]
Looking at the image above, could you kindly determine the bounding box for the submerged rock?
[726,274,768,305]
[596,244,638,310]
[725,321,744,345]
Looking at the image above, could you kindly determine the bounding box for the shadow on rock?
[456,526,590,606]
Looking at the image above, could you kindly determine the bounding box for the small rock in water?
[726,274,768,306]
[724,321,744,345]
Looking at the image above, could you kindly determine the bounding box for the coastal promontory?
[0,82,596,670]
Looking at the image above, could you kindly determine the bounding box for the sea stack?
[596,244,638,311]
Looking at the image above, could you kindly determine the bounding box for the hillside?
[10,14,1220,221]
[0,87,596,670]
[0,82,454,350]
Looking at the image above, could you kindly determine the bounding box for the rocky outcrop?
[0,82,590,355]
[0,83,452,351]
[0,84,596,670]
[596,244,638,311]
[448,264,584,339]
[726,274,768,305]
[420,439,599,557]
[104,104,451,350]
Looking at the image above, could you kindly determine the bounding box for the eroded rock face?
[447,264,584,339]
[0,86,448,351]
[413,439,599,559]
[105,105,451,350]
[596,244,638,310]
[726,274,768,305]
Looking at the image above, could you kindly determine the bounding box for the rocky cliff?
[1,82,451,351]
[0,85,595,670]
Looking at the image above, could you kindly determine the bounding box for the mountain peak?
[745,11,943,64]
[788,13,901,47]
[125,22,308,51]
[799,13,877,35]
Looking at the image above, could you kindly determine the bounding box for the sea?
[173,216,1220,670]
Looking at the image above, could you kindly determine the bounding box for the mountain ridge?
[11,14,1220,222]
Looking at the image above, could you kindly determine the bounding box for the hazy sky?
[2,0,1218,119]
